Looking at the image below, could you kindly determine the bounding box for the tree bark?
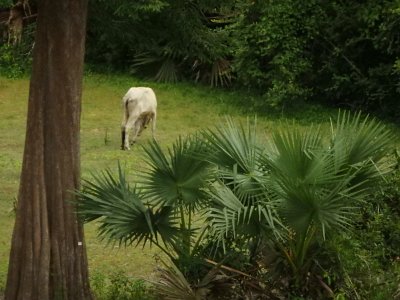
[5,0,92,299]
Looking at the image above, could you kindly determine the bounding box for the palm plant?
[199,117,281,255]
[140,136,212,261]
[76,111,394,297]
[76,136,212,269]
[201,112,394,290]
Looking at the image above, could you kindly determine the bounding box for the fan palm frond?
[210,58,232,87]
[131,52,179,83]
[76,164,180,252]
[332,111,393,162]
[265,111,395,238]
[153,258,217,300]
[202,117,259,172]
[201,117,270,206]
[278,178,361,239]
[266,126,356,236]
[206,183,280,249]
[154,58,179,83]
[142,136,211,212]
[154,261,198,300]
[267,125,324,182]
[330,110,395,187]
[131,52,161,67]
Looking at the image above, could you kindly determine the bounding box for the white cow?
[121,87,157,150]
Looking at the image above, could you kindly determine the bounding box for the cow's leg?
[137,114,149,137]
[151,111,157,140]
[121,127,126,150]
[121,107,128,150]
[134,113,151,139]
[130,117,143,145]
[124,113,140,150]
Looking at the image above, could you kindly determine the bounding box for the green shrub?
[0,23,35,78]
[316,165,400,299]
[232,0,320,107]
[90,270,155,300]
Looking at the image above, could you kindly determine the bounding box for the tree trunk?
[5,0,92,299]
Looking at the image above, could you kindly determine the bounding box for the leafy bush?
[0,44,29,78]
[0,0,12,7]
[0,23,35,78]
[232,0,400,119]
[232,0,318,107]
[311,1,400,120]
[91,270,155,300]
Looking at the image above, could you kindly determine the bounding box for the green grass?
[0,73,398,292]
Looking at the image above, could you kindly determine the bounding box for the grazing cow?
[121,87,157,150]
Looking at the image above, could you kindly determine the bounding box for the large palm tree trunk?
[5,0,92,299]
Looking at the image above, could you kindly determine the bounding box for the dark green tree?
[232,0,400,118]
[86,0,235,85]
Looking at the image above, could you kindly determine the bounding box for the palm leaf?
[201,117,260,172]
[330,110,395,188]
[201,117,271,206]
[154,58,179,83]
[278,178,362,238]
[131,51,180,83]
[210,58,232,87]
[75,164,180,250]
[332,111,393,163]
[264,111,394,237]
[131,52,160,67]
[152,258,216,300]
[267,125,324,182]
[154,260,199,300]
[141,136,211,212]
[206,183,280,249]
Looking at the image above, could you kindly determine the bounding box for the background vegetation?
[83,0,400,119]
[1,0,399,120]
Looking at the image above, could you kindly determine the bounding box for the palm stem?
[192,225,208,255]
[152,240,177,262]
[276,241,298,275]
[187,208,192,255]
[179,205,190,256]
[293,225,317,285]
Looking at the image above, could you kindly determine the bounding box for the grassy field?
[0,73,397,291]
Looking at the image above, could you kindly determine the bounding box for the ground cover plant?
[0,73,399,299]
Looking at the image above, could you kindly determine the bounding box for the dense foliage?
[0,23,34,78]
[1,0,399,119]
[311,1,400,120]
[232,0,400,118]
[84,0,400,119]
[86,0,233,85]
